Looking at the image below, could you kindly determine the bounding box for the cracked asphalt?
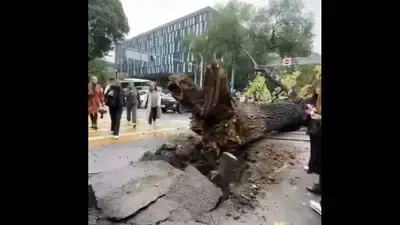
[89,138,168,174]
[89,117,321,225]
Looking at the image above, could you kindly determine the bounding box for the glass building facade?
[115,7,214,78]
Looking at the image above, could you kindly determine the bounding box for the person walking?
[145,83,161,130]
[125,83,140,129]
[105,78,125,139]
[88,76,104,130]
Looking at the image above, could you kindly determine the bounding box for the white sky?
[104,0,321,62]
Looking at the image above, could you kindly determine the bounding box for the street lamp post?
[199,54,204,88]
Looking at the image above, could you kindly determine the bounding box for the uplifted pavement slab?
[127,165,223,225]
[93,165,223,225]
[89,160,184,220]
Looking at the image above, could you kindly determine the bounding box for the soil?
[229,138,300,209]
[160,133,301,209]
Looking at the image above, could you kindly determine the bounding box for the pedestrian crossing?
[88,118,147,137]
[88,110,191,146]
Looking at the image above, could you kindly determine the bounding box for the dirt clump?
[229,139,299,207]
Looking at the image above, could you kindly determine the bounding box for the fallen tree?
[163,60,308,191]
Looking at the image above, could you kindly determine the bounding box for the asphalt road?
[89,119,320,224]
[89,108,190,173]
[89,137,168,174]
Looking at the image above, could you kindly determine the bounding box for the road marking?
[89,126,148,137]
[88,118,148,136]
[88,128,188,147]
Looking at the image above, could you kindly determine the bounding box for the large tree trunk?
[166,60,307,189]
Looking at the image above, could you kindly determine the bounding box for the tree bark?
[167,60,307,187]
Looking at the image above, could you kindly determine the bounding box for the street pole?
[199,54,204,87]
[119,44,123,76]
[230,67,235,93]
[230,56,236,93]
[194,63,197,85]
[125,42,130,77]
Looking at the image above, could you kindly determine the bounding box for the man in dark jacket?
[304,104,322,216]
[306,115,321,193]
[124,83,140,129]
[105,78,125,139]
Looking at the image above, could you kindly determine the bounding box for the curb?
[88,127,188,147]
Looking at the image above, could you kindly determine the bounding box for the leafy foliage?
[88,58,113,85]
[245,73,271,103]
[183,0,316,89]
[298,65,321,97]
[246,64,321,103]
[88,0,130,61]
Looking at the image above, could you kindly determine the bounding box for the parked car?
[160,93,178,113]
[175,103,187,114]
[138,90,183,113]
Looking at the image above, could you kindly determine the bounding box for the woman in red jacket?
[88,76,104,130]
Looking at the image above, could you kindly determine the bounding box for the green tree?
[266,0,315,57]
[88,58,112,85]
[182,0,315,89]
[88,0,130,61]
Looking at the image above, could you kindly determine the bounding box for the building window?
[188,63,192,72]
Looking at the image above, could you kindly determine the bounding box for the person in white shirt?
[145,83,162,129]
